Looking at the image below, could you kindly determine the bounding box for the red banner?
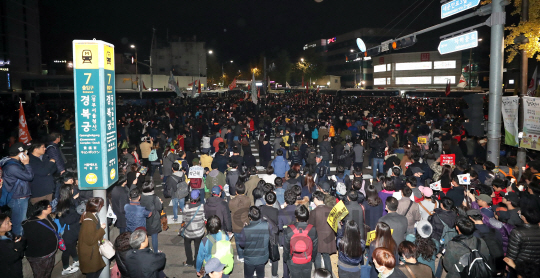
[440,154,455,166]
[18,101,32,143]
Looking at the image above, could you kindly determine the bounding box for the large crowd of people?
[1,92,540,278]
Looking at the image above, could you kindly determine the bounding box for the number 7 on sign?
[84,73,92,84]
[107,74,111,84]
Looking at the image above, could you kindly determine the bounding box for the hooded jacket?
[204,196,232,232]
[428,208,457,241]
[0,157,33,200]
[443,235,490,278]
[271,156,290,178]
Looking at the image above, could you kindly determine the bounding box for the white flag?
[457,174,471,185]
[430,180,442,191]
[251,72,258,105]
[456,74,467,88]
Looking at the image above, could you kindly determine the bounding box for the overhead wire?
[395,0,437,38]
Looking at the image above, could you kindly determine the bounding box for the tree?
[292,48,326,84]
[483,0,540,62]
[272,50,293,84]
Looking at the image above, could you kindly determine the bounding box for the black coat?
[125,248,166,278]
[139,195,163,235]
[507,224,540,264]
[211,154,229,173]
[111,185,130,228]
[204,196,232,232]
[28,154,57,198]
[0,236,26,278]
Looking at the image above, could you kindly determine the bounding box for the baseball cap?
[502,191,519,204]
[9,142,31,156]
[319,180,331,192]
[477,194,492,205]
[212,186,221,195]
[316,154,323,159]
[190,190,200,199]
[418,186,433,197]
[204,258,225,273]
[410,167,424,174]
[466,209,482,216]
[134,226,147,233]
[415,220,433,238]
[192,158,200,165]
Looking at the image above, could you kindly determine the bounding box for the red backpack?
[289,224,313,264]
[189,178,203,189]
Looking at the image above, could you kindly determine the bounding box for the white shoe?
[62,266,79,275]
[71,261,79,268]
[365,166,372,169]
[237,255,244,263]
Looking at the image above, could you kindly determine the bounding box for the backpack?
[207,234,234,274]
[454,238,493,278]
[291,150,302,165]
[287,134,293,145]
[478,228,504,273]
[263,215,280,262]
[334,175,346,196]
[436,214,458,249]
[306,150,317,166]
[497,168,516,181]
[148,149,158,162]
[205,174,220,191]
[189,178,203,189]
[289,224,314,264]
[170,176,189,199]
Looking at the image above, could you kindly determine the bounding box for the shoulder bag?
[84,217,115,259]
[37,219,66,251]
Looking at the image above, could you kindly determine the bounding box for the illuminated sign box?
[395,62,432,71]
[374,65,386,73]
[374,78,386,85]
[395,76,431,85]
[434,61,457,69]
[434,76,456,84]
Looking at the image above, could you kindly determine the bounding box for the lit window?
[387,64,391,71]
[374,65,386,72]
[395,62,432,71]
[374,78,386,85]
[434,61,457,69]
[434,76,456,84]
[395,76,431,85]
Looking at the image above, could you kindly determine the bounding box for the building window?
[374,78,386,85]
[395,62,432,71]
[395,76,431,85]
[386,77,391,85]
[433,76,456,84]
[433,60,457,69]
[374,65,386,72]
[387,64,391,71]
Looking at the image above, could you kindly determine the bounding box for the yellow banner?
[103,44,115,71]
[365,229,393,246]
[418,137,427,144]
[326,200,349,233]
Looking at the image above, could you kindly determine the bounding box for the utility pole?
[517,0,529,178]
[486,0,507,165]
[150,28,155,90]
[263,57,267,95]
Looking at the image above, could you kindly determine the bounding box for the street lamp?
[131,45,138,91]
[230,60,233,63]
[300,58,304,62]
[208,50,213,54]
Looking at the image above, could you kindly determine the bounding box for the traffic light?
[365,46,381,57]
[462,94,485,137]
[392,36,417,50]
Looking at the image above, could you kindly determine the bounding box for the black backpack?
[429,141,439,153]
[455,238,493,278]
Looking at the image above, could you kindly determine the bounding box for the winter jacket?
[378,190,394,216]
[78,213,106,273]
[57,198,82,244]
[140,141,153,159]
[343,201,366,238]
[443,235,490,278]
[379,212,408,246]
[182,202,206,239]
[405,234,439,274]
[278,204,297,246]
[45,143,66,173]
[259,142,272,163]
[308,204,336,254]
[204,196,232,232]
[289,150,302,165]
[125,248,166,278]
[111,185,130,229]
[21,216,58,257]
[211,154,229,173]
[1,158,33,200]
[271,156,290,178]
[363,201,384,231]
[124,202,152,232]
[196,231,232,273]
[28,154,57,198]
[0,235,25,278]
[506,223,540,264]
[319,141,332,161]
[225,169,240,196]
[201,136,211,149]
[140,194,163,235]
[205,170,226,192]
[229,194,250,233]
[370,139,386,159]
[428,208,457,241]
[397,197,421,234]
[312,128,319,140]
[238,219,270,266]
[162,152,180,177]
[200,154,213,171]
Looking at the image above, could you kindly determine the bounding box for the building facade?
[0,0,42,90]
[371,51,462,89]
[153,40,207,77]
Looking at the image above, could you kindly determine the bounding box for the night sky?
[39,0,503,66]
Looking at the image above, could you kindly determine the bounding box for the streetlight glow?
[130,45,135,48]
[208,50,213,54]
[300,58,304,62]
[230,60,233,63]
[350,49,354,52]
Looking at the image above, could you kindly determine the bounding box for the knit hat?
[477,194,492,205]
[418,186,433,197]
[416,220,433,238]
[192,158,200,165]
